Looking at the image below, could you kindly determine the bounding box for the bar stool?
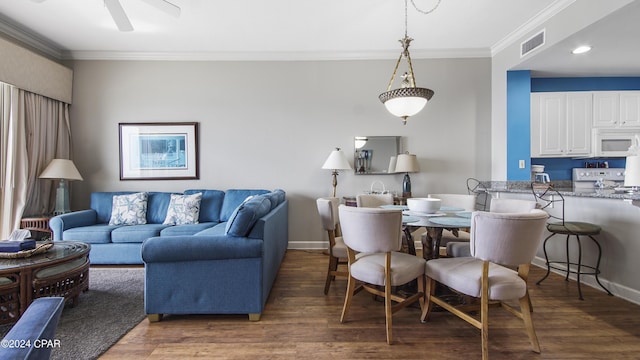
[531,183,614,300]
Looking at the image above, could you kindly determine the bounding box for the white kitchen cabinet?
[593,91,640,128]
[531,92,592,157]
[620,91,640,127]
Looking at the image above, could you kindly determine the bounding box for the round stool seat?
[547,221,601,235]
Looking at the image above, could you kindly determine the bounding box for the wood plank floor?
[101,250,640,359]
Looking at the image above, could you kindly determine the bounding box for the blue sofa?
[0,297,64,360]
[51,188,289,321]
[49,189,287,265]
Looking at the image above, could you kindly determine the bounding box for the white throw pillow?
[163,192,203,225]
[108,192,148,226]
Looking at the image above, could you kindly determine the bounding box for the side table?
[20,216,52,240]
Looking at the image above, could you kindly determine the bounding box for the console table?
[0,241,90,324]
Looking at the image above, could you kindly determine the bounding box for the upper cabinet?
[531,92,592,157]
[593,91,640,128]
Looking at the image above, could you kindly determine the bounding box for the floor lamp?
[322,148,352,197]
[39,159,84,215]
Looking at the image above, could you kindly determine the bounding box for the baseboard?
[532,256,640,306]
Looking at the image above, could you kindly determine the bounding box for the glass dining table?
[382,205,472,261]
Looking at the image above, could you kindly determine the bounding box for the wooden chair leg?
[384,254,393,345]
[520,292,541,353]
[340,274,356,323]
[420,277,436,322]
[481,262,489,360]
[324,255,339,294]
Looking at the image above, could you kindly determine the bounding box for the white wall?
[69,58,491,248]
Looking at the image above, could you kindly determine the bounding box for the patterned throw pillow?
[108,192,148,226]
[163,192,203,225]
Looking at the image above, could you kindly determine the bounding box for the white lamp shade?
[384,96,428,118]
[39,159,83,181]
[395,153,419,173]
[625,155,640,187]
[322,149,352,170]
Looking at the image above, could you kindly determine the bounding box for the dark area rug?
[1,267,145,360]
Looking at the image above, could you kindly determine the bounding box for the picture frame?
[119,122,199,180]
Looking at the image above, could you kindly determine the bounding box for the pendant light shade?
[379,0,439,125]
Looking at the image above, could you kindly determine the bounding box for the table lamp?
[39,159,83,215]
[395,152,419,198]
[624,155,640,193]
[322,148,352,197]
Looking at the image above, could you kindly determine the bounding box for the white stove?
[572,168,626,189]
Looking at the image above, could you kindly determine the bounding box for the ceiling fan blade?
[104,0,134,32]
[140,0,181,18]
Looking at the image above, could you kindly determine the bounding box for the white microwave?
[592,129,640,157]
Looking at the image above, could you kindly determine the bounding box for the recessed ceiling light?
[572,45,592,54]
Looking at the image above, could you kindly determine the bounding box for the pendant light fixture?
[379,0,440,125]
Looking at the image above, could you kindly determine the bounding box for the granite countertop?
[484,181,640,201]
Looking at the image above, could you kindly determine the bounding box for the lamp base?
[53,179,71,216]
[402,173,412,199]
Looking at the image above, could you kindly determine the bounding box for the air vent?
[521,29,545,57]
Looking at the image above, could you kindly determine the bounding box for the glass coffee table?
[0,241,90,324]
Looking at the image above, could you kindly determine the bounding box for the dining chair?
[421,209,549,360]
[316,197,348,295]
[467,178,489,211]
[531,183,613,300]
[420,193,476,256]
[356,193,394,207]
[338,205,426,345]
[446,198,538,258]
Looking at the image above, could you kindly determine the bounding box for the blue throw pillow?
[225,196,272,237]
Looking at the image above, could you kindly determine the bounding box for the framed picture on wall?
[119,122,199,180]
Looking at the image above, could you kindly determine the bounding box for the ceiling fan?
[32,0,181,32]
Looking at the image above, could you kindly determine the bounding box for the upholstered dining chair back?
[316,197,348,294]
[470,210,549,267]
[428,193,477,211]
[338,205,403,253]
[356,193,394,208]
[316,197,340,232]
[489,198,537,213]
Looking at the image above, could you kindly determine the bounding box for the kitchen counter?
[485,181,640,201]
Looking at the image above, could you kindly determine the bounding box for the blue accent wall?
[506,71,532,180]
[506,74,640,180]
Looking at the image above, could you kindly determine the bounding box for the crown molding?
[0,14,64,60]
[63,47,490,62]
[491,0,576,56]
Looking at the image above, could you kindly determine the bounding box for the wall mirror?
[354,136,401,175]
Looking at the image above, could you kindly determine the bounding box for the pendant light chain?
[406,0,442,36]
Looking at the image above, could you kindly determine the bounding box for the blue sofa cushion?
[91,191,135,224]
[146,192,174,224]
[185,189,225,223]
[220,189,269,222]
[63,224,118,244]
[160,222,217,236]
[111,224,169,243]
[195,222,227,236]
[109,192,148,225]
[163,192,203,225]
[225,195,272,237]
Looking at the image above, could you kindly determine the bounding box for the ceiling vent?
[520,29,545,57]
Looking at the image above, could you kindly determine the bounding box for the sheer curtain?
[0,82,71,239]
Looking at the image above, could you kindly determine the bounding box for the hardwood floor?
[101,250,640,359]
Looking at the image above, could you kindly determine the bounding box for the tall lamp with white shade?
[322,148,352,197]
[39,159,83,215]
[624,155,640,192]
[395,153,419,198]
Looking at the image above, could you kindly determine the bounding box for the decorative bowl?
[406,198,441,214]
